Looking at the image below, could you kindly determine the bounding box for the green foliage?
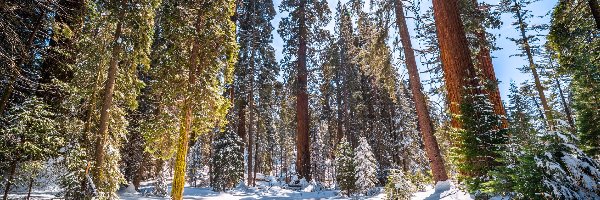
[211,129,244,192]
[335,138,356,196]
[384,169,415,200]
[452,79,507,193]
[0,97,62,164]
[548,0,600,158]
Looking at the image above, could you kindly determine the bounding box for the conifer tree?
[148,0,237,198]
[335,137,356,196]
[501,0,554,128]
[549,0,600,158]
[278,0,330,180]
[211,129,244,192]
[354,137,377,196]
[235,0,277,186]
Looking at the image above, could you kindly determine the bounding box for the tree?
[148,0,237,198]
[211,129,244,192]
[431,0,480,129]
[1,97,62,200]
[393,0,448,182]
[235,0,277,186]
[502,0,554,128]
[335,137,356,196]
[278,0,330,180]
[354,137,377,196]
[549,0,600,158]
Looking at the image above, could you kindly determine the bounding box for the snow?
[7,177,478,200]
[411,181,474,200]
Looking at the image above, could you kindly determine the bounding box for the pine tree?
[549,0,600,158]
[335,137,356,196]
[454,77,507,193]
[211,129,244,192]
[1,97,63,199]
[354,137,377,196]
[501,0,554,128]
[278,0,330,180]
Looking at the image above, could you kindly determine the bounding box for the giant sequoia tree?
[278,0,329,180]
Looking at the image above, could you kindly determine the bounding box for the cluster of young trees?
[1,0,599,199]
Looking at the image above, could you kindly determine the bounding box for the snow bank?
[412,181,473,200]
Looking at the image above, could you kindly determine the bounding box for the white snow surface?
[410,181,474,200]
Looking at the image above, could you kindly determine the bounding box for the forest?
[0,0,599,199]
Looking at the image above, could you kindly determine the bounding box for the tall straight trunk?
[171,14,202,200]
[295,0,311,181]
[555,78,576,131]
[93,20,123,183]
[0,12,45,115]
[470,0,508,128]
[247,52,255,186]
[589,0,600,30]
[432,0,479,129]
[253,134,258,186]
[394,0,448,182]
[513,0,554,128]
[2,161,17,200]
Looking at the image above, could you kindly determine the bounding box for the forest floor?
[5,177,475,199]
[117,178,474,200]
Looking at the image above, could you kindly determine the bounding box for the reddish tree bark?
[295,0,311,181]
[470,0,508,128]
[432,0,479,128]
[394,0,448,182]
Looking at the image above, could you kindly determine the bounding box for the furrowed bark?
[295,0,311,181]
[394,0,448,182]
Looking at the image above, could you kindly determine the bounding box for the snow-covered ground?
[7,178,474,199]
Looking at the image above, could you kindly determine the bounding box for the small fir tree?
[354,137,378,195]
[454,77,508,193]
[211,129,244,192]
[335,137,356,196]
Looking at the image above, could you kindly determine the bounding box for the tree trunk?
[247,45,255,186]
[171,14,202,200]
[93,20,123,185]
[589,0,600,30]
[295,0,311,181]
[253,134,258,186]
[514,0,554,128]
[26,176,34,200]
[470,0,508,128]
[432,0,479,129]
[0,11,45,115]
[555,78,576,131]
[394,0,448,182]
[2,161,17,200]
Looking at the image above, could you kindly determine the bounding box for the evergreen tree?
[501,0,554,128]
[549,0,600,158]
[1,97,62,199]
[335,137,356,196]
[211,129,244,192]
[454,77,507,193]
[354,137,377,196]
[278,0,330,180]
[147,0,237,198]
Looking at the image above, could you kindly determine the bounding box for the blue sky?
[270,0,558,101]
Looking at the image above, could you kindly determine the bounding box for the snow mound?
[123,183,137,194]
[412,181,473,200]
